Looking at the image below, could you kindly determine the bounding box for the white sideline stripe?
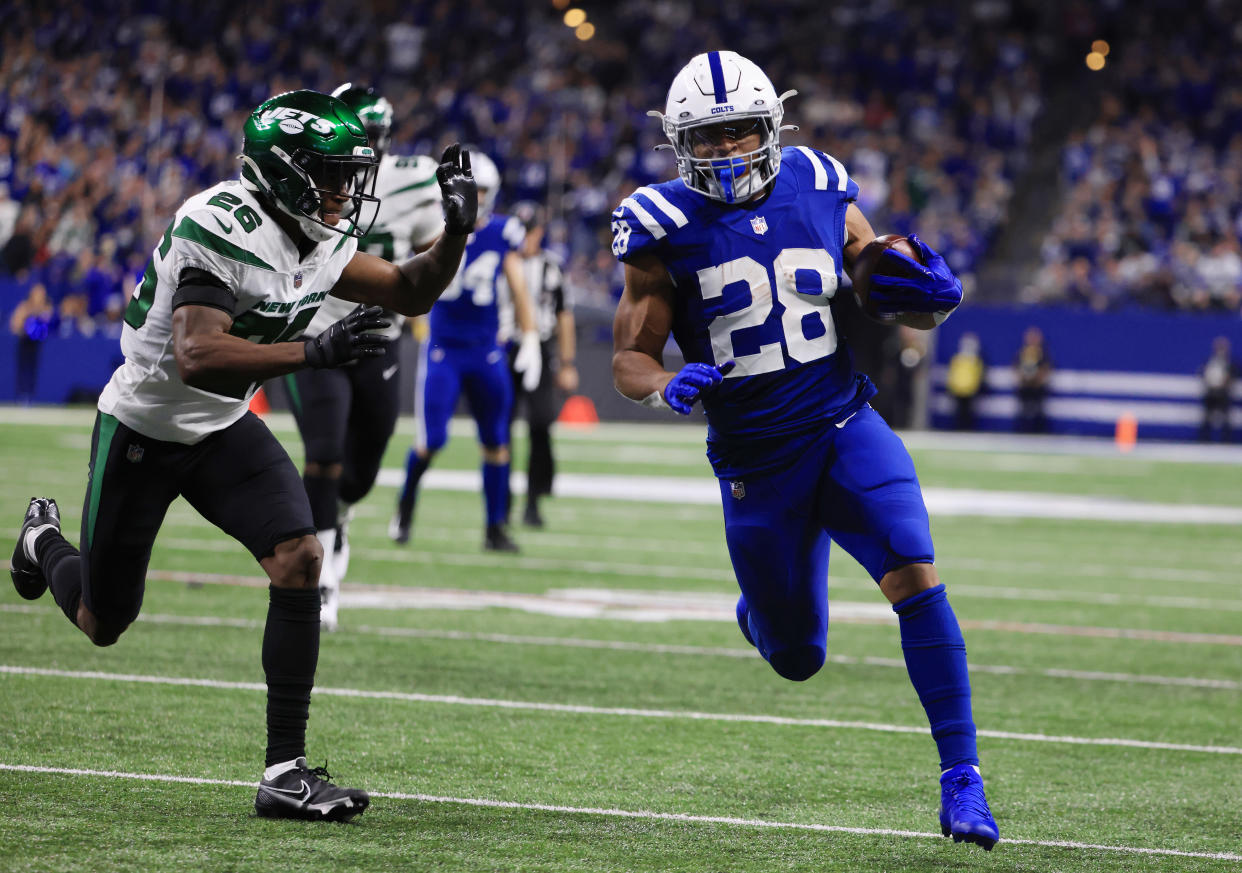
[10,405,1242,464]
[2,603,1236,689]
[619,197,667,240]
[2,765,1238,862]
[634,186,688,227]
[375,468,1242,526]
[2,665,1239,755]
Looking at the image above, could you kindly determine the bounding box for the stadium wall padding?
[930,305,1242,439]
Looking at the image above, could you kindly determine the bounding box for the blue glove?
[868,233,964,314]
[663,361,735,415]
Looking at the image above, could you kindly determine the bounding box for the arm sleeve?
[172,267,239,314]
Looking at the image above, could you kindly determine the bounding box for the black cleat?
[484,524,519,552]
[522,502,544,528]
[255,758,369,822]
[388,512,411,545]
[11,497,59,600]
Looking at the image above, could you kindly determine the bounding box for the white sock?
[24,524,56,562]
[263,757,306,781]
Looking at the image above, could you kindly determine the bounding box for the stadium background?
[1,0,1240,432]
[2,3,1242,869]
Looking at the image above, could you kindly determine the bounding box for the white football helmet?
[652,51,796,203]
[467,148,500,222]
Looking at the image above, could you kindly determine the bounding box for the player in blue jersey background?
[392,151,542,552]
[611,51,998,850]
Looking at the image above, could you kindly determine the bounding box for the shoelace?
[306,761,334,784]
[945,775,992,819]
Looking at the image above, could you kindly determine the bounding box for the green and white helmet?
[330,82,394,159]
[240,90,380,242]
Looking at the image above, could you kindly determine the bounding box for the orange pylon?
[1115,412,1137,452]
[558,394,599,428]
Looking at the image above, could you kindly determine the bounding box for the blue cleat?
[939,764,999,850]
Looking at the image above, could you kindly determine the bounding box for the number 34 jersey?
[429,213,525,347]
[99,180,357,444]
[611,146,877,471]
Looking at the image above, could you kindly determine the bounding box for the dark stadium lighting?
[1091,39,1111,57]
[1086,51,1106,71]
[575,21,596,40]
[563,7,586,26]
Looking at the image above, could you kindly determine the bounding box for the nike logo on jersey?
[213,216,234,234]
[263,779,311,802]
[382,364,399,381]
[835,409,861,428]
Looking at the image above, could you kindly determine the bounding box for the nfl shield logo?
[730,480,746,500]
[126,444,144,463]
[750,215,768,235]
[293,271,303,289]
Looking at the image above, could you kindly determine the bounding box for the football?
[850,234,945,330]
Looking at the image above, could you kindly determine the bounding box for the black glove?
[303,305,392,369]
[437,143,477,235]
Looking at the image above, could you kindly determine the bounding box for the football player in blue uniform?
[611,52,998,850]
[392,151,541,551]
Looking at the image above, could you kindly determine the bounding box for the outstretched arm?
[330,144,477,316]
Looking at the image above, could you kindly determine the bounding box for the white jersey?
[307,152,443,339]
[99,180,358,444]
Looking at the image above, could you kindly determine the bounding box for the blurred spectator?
[945,332,984,430]
[8,282,52,404]
[1199,336,1236,443]
[0,183,18,250]
[1031,3,1242,312]
[1014,326,1052,433]
[1,0,1054,315]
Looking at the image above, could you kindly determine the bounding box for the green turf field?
[1,407,1240,871]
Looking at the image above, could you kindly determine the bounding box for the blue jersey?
[611,146,876,475]
[429,214,525,347]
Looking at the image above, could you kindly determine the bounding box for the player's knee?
[768,644,826,682]
[482,444,509,464]
[887,518,934,565]
[266,534,322,590]
[78,606,129,647]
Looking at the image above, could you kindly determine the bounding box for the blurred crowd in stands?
[0,0,1068,336]
[1,0,1235,341]
[1028,2,1242,312]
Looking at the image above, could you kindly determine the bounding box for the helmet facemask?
[243,143,380,243]
[669,111,782,204]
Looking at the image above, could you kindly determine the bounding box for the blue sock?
[398,449,430,518]
[893,583,979,770]
[482,461,510,527]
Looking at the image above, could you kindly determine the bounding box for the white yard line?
[1,665,1238,756]
[145,537,1242,611]
[0,763,1237,861]
[2,603,1236,689]
[374,469,1242,525]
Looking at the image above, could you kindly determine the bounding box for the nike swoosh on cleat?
[382,364,399,381]
[262,779,311,802]
[213,216,234,234]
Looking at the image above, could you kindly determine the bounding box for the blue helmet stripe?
[708,51,727,103]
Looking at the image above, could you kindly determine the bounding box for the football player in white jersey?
[9,89,477,822]
[288,84,445,631]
